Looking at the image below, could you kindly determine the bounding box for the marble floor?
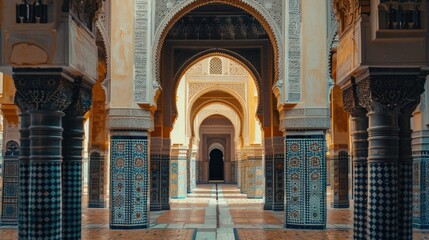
[1,184,429,239]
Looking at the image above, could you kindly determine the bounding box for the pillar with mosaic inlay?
[343,85,368,239]
[13,69,75,239]
[62,82,92,239]
[354,69,425,239]
[110,131,150,229]
[285,133,327,229]
[272,136,285,211]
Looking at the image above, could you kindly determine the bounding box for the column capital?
[355,68,426,113]
[13,69,76,112]
[64,79,93,117]
[342,83,367,118]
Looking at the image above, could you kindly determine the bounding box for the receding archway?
[209,149,224,181]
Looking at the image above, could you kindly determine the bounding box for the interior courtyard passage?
[1,184,429,240]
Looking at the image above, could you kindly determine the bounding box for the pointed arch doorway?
[209,148,224,181]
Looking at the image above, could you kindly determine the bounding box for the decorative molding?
[287,0,302,102]
[134,0,149,103]
[108,108,154,131]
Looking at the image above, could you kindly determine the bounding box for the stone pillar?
[264,138,274,210]
[62,84,92,239]
[413,130,429,229]
[343,86,369,239]
[170,146,188,199]
[13,71,75,239]
[1,140,19,225]
[110,131,150,229]
[354,69,425,239]
[88,149,107,208]
[273,136,285,211]
[285,133,327,229]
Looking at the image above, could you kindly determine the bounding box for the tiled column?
[264,138,274,210]
[354,70,425,239]
[240,158,247,194]
[190,150,197,190]
[343,84,369,239]
[398,103,420,239]
[246,155,264,199]
[170,146,188,199]
[236,159,241,188]
[88,82,108,209]
[110,132,150,229]
[150,154,170,211]
[14,71,75,239]
[413,130,429,229]
[329,86,350,209]
[273,137,285,211]
[329,149,349,208]
[285,134,326,229]
[0,77,20,226]
[1,140,19,225]
[62,84,92,239]
[17,113,30,239]
[187,150,191,194]
[88,150,107,208]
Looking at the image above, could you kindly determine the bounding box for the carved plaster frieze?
[286,0,302,102]
[107,107,154,131]
[188,82,246,103]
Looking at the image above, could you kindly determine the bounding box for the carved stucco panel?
[134,0,148,103]
[188,82,246,103]
[287,0,302,102]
